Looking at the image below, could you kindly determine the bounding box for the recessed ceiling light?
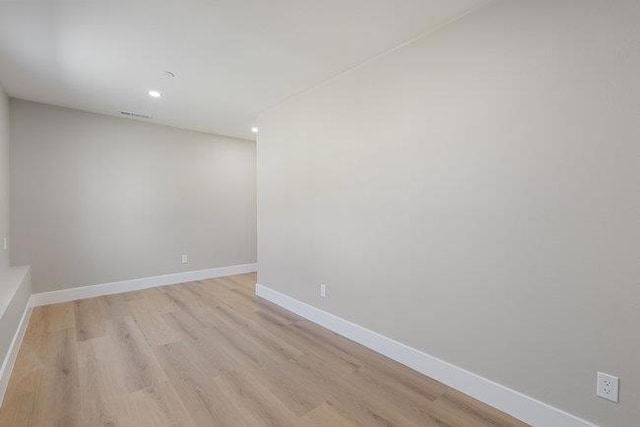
[164,71,176,78]
[148,90,162,98]
[251,127,259,133]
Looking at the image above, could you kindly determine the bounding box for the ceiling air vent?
[120,111,152,119]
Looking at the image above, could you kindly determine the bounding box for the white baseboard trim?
[255,283,597,427]
[0,301,33,406]
[30,263,257,307]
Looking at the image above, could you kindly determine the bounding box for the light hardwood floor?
[0,273,529,426]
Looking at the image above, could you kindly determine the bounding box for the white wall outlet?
[597,372,619,403]
[320,284,327,298]
[181,254,188,264]
[2,237,6,250]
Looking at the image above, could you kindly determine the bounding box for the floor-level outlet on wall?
[181,254,188,264]
[320,284,327,298]
[596,371,619,403]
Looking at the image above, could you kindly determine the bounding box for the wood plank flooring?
[0,273,529,426]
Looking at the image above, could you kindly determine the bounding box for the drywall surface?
[0,83,9,270]
[0,83,31,373]
[11,100,256,292]
[0,266,30,367]
[257,1,640,425]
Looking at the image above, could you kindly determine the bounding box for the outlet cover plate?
[596,372,619,403]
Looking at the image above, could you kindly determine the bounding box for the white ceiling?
[0,0,492,140]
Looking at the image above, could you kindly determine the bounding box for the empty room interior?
[0,1,637,426]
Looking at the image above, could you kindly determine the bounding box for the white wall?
[0,81,12,363]
[11,100,256,293]
[0,83,32,375]
[0,82,9,270]
[257,1,640,425]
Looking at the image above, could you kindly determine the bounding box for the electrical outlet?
[2,237,6,250]
[320,284,327,298]
[597,372,619,403]
[181,254,188,264]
